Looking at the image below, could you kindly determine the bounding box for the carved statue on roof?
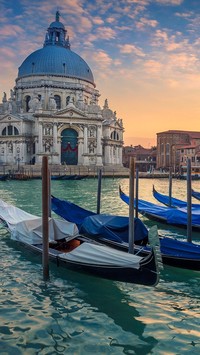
[2,92,7,103]
[49,93,57,110]
[102,98,114,120]
[10,89,14,100]
[28,92,40,112]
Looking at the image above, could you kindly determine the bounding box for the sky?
[1,0,200,147]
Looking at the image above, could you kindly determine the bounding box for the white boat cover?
[0,199,79,244]
[0,199,38,229]
[0,198,143,269]
[60,242,142,269]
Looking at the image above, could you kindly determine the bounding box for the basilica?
[0,12,124,168]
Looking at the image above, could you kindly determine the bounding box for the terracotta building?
[156,130,200,171]
[123,145,157,172]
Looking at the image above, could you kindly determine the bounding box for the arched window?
[66,96,70,105]
[25,95,31,112]
[111,130,119,140]
[1,126,19,136]
[54,95,61,109]
[8,126,12,135]
[14,127,19,135]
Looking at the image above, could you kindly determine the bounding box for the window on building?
[1,126,19,136]
[54,95,61,109]
[25,95,31,112]
[111,131,119,140]
[8,126,12,135]
[66,96,70,105]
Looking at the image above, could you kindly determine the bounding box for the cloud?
[168,52,198,70]
[152,29,189,52]
[135,17,158,30]
[95,26,116,39]
[143,60,163,74]
[92,17,104,25]
[0,47,16,59]
[119,44,146,57]
[0,25,24,37]
[155,0,184,4]
[106,17,116,24]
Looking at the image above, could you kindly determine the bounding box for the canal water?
[0,177,200,354]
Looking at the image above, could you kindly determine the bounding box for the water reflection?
[1,178,200,354]
[1,232,158,354]
[45,266,158,354]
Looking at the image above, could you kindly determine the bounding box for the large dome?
[17,11,94,85]
[18,46,94,84]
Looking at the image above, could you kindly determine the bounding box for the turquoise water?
[0,178,200,354]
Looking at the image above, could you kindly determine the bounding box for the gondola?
[0,174,9,181]
[0,199,160,287]
[152,185,200,208]
[51,195,200,270]
[119,186,200,231]
[192,189,200,201]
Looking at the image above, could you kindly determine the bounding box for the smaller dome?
[49,21,64,29]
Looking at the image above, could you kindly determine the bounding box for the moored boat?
[153,186,200,208]
[51,194,200,270]
[0,199,160,286]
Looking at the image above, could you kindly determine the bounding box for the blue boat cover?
[51,195,96,228]
[80,214,148,243]
[119,187,200,228]
[153,187,200,208]
[192,189,200,201]
[159,237,200,259]
[52,195,200,260]
[51,195,148,243]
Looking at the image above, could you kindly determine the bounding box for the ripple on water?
[0,178,200,354]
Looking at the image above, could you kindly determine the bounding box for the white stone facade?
[0,13,124,168]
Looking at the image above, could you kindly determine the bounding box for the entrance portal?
[61,128,78,165]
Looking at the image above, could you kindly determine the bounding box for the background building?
[123,145,157,172]
[156,130,200,172]
[0,12,124,169]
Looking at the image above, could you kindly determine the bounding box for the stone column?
[104,145,110,165]
[83,126,88,154]
[110,145,113,165]
[96,125,102,155]
[118,146,122,166]
[78,138,84,164]
[52,122,60,164]
[83,125,89,165]
[38,122,43,153]
[53,123,58,152]
[96,124,103,166]
[3,143,7,164]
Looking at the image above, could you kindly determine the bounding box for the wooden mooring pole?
[169,167,172,207]
[42,156,50,281]
[187,158,192,243]
[97,169,102,214]
[129,157,135,254]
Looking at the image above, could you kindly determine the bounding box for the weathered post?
[135,167,139,218]
[187,158,192,242]
[169,167,172,207]
[42,155,50,281]
[129,157,135,254]
[97,168,102,214]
